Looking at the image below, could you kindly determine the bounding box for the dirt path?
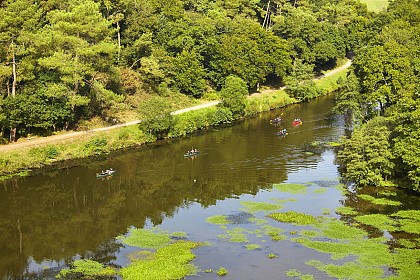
[0,61,351,152]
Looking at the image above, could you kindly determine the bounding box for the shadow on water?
[0,94,418,279]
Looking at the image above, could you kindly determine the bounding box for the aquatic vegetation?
[322,208,330,215]
[261,225,287,241]
[56,259,116,279]
[286,269,301,277]
[217,267,229,276]
[354,214,398,232]
[204,269,213,273]
[397,239,418,249]
[249,217,268,225]
[306,260,385,279]
[267,253,277,259]
[206,215,230,225]
[398,219,420,234]
[227,211,255,224]
[171,231,188,238]
[245,244,262,250]
[392,210,420,221]
[315,219,367,240]
[335,206,358,216]
[120,241,202,280]
[357,194,402,206]
[378,190,397,197]
[273,183,307,194]
[268,211,319,225]
[240,201,283,213]
[326,141,341,147]
[313,187,327,194]
[217,227,250,243]
[127,250,154,262]
[117,228,171,249]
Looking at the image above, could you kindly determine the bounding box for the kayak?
[292,120,302,126]
[184,151,200,157]
[96,170,116,178]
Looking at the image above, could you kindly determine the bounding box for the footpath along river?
[0,94,419,279]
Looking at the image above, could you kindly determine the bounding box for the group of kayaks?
[184,149,200,158]
[270,116,302,137]
[96,168,116,178]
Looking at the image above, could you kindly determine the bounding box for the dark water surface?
[0,95,418,279]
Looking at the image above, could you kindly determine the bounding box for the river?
[0,94,419,279]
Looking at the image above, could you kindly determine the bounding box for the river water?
[0,94,418,279]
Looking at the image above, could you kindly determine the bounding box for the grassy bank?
[0,65,349,181]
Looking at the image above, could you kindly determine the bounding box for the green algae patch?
[306,260,385,280]
[120,240,202,280]
[268,211,319,225]
[261,225,287,241]
[171,231,188,238]
[335,206,358,216]
[56,259,117,279]
[217,227,250,243]
[240,201,283,213]
[206,215,230,225]
[378,190,397,197]
[313,187,328,194]
[354,214,398,232]
[393,210,420,221]
[245,243,262,250]
[249,217,268,225]
[117,228,172,249]
[392,210,420,234]
[273,183,307,194]
[315,219,367,240]
[285,269,314,279]
[217,267,229,276]
[357,194,402,206]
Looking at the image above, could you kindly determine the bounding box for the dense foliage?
[336,0,420,191]
[0,0,371,141]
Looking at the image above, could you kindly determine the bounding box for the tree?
[338,116,395,187]
[285,58,317,101]
[137,96,173,138]
[219,75,248,118]
[334,70,363,125]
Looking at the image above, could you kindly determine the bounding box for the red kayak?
[292,120,302,126]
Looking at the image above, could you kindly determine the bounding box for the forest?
[0,0,419,191]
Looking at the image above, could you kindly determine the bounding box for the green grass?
[360,0,389,12]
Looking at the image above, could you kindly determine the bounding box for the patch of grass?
[335,206,358,216]
[206,215,230,225]
[217,227,250,243]
[120,240,202,280]
[240,201,283,213]
[56,259,117,279]
[117,228,171,249]
[354,214,398,232]
[245,244,262,250]
[217,267,229,276]
[357,194,402,206]
[268,211,319,225]
[273,183,307,194]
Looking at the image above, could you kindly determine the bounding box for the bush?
[84,138,108,153]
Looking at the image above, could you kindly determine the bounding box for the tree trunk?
[117,21,121,60]
[10,41,17,142]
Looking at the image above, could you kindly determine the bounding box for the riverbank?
[0,61,350,181]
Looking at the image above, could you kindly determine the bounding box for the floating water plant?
[249,217,268,225]
[206,215,230,225]
[354,214,398,232]
[117,228,172,249]
[268,211,319,225]
[120,240,202,280]
[267,253,277,259]
[171,231,188,238]
[240,201,283,213]
[273,183,307,194]
[56,259,116,279]
[315,219,367,240]
[217,267,229,276]
[313,187,328,194]
[261,225,286,241]
[306,260,385,279]
[335,206,358,216]
[322,208,330,215]
[357,194,402,206]
[217,227,250,243]
[245,244,262,250]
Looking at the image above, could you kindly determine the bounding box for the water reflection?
[0,95,357,278]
